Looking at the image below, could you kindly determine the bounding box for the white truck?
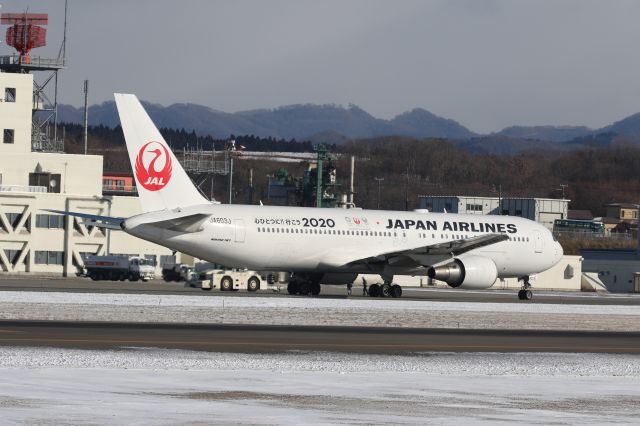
[84,255,155,282]
[187,268,264,292]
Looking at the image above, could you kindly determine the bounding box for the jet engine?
[427,256,498,289]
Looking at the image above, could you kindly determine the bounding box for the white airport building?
[0,72,183,276]
[581,248,640,293]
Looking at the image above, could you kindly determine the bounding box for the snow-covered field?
[1,347,639,425]
[1,291,640,331]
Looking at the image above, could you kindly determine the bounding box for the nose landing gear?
[518,276,533,300]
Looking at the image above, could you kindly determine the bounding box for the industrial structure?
[417,195,569,230]
[581,207,640,293]
[0,10,182,276]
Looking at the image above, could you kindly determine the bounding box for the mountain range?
[55,101,640,154]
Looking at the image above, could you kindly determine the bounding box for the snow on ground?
[1,290,640,315]
[1,291,640,331]
[0,347,639,425]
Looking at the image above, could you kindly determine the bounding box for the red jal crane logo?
[135,142,173,191]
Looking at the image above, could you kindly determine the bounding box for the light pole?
[227,139,236,204]
[492,184,502,215]
[374,177,384,209]
[266,174,272,203]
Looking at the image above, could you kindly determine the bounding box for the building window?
[5,88,16,102]
[144,254,157,266]
[116,180,125,189]
[6,212,23,228]
[3,129,14,144]
[29,172,61,193]
[35,251,64,265]
[35,214,65,229]
[466,203,483,212]
[4,249,20,264]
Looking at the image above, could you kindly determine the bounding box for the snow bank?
[1,290,639,315]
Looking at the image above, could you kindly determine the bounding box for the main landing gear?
[368,282,402,298]
[518,276,533,301]
[287,273,322,296]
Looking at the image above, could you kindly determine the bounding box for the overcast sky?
[2,0,639,133]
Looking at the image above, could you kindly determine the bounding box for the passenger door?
[234,219,246,243]
[534,230,543,253]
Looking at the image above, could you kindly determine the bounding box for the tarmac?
[1,320,639,354]
[1,276,639,305]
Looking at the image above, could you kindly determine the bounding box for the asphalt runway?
[1,277,639,305]
[1,320,639,353]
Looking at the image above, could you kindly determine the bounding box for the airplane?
[49,94,563,301]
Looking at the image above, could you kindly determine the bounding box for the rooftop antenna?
[1,9,48,64]
[1,5,65,152]
[57,0,67,63]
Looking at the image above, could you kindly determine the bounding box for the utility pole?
[349,155,355,207]
[559,184,568,199]
[228,139,236,204]
[374,177,384,209]
[83,79,89,155]
[315,144,328,208]
[404,168,410,211]
[492,184,502,214]
[248,167,253,204]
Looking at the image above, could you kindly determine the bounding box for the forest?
[60,124,640,217]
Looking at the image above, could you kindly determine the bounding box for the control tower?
[0,7,67,152]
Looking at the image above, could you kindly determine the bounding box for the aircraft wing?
[341,233,510,269]
[44,209,125,230]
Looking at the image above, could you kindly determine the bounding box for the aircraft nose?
[555,240,564,262]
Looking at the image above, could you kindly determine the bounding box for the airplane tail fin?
[114,93,208,212]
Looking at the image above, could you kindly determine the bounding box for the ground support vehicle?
[161,263,192,282]
[84,255,155,281]
[187,268,264,292]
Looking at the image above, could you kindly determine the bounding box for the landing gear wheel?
[247,277,260,292]
[221,276,233,291]
[390,284,402,298]
[381,283,392,297]
[368,283,380,297]
[518,277,533,300]
[310,282,321,296]
[299,281,310,296]
[287,281,300,295]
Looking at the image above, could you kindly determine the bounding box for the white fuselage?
[123,204,563,279]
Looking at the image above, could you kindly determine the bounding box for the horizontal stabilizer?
[44,209,125,230]
[79,220,123,230]
[145,213,210,233]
